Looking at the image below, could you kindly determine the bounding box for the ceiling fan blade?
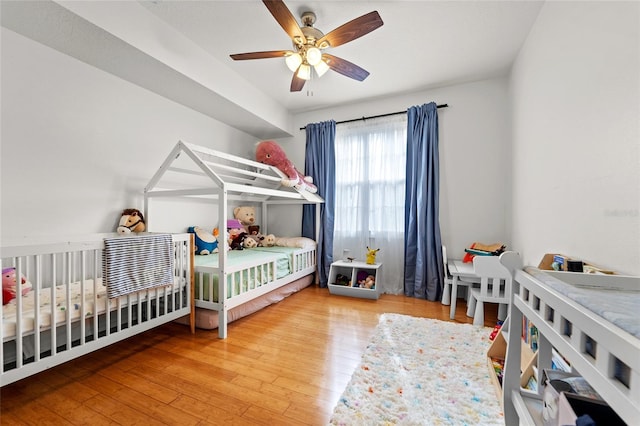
[262,0,306,45]
[323,54,370,81]
[290,73,306,92]
[316,11,383,48]
[230,50,291,60]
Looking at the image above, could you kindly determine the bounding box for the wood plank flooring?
[1,286,498,425]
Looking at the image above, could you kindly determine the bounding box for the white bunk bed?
[144,141,323,338]
[1,233,193,387]
[502,263,639,425]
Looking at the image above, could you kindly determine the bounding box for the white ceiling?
[140,0,544,113]
[1,1,544,137]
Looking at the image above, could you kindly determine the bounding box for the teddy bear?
[233,206,256,233]
[2,267,31,305]
[246,225,264,245]
[233,206,275,247]
[255,140,318,193]
[187,226,219,255]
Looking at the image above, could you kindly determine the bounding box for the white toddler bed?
[502,264,639,425]
[188,243,317,337]
[144,141,324,339]
[1,233,193,386]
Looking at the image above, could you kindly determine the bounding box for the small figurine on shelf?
[365,247,380,265]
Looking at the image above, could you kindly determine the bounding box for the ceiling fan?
[230,0,384,92]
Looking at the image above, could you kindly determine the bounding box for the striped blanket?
[103,234,174,298]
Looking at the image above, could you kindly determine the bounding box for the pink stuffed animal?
[2,267,31,305]
[255,140,318,193]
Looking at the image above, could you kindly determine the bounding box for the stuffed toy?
[230,231,250,250]
[357,274,375,289]
[233,206,276,246]
[2,267,32,305]
[187,226,219,255]
[117,208,146,234]
[233,206,256,232]
[247,225,264,245]
[243,237,258,249]
[362,275,376,289]
[255,140,318,193]
[261,234,276,247]
[366,247,380,265]
[248,225,260,238]
[2,287,14,305]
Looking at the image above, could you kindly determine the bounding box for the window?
[333,115,407,294]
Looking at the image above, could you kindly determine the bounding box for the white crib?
[1,233,193,386]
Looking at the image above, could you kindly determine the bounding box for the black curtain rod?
[299,103,448,130]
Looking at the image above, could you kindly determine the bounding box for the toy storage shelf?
[328,260,382,300]
[486,321,537,407]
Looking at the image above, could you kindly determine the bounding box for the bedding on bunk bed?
[524,266,640,338]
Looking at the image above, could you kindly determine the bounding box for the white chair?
[466,251,521,326]
[441,245,454,305]
[441,245,471,306]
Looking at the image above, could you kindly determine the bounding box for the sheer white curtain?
[333,114,407,294]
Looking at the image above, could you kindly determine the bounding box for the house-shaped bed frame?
[143,141,324,337]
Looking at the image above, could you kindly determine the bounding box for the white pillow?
[274,237,316,249]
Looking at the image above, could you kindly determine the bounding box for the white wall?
[1,28,259,240]
[273,77,513,260]
[510,1,640,274]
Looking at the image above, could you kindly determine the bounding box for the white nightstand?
[327,260,382,300]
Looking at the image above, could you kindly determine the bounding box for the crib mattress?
[2,278,185,340]
[524,267,640,338]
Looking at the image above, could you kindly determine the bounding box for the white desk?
[448,260,480,320]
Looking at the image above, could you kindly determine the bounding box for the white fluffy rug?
[330,313,504,425]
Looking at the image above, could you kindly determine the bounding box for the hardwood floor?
[1,286,498,425]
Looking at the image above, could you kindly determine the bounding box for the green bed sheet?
[194,249,290,301]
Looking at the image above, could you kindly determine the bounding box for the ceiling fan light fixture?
[230,2,384,92]
[314,60,330,77]
[306,47,322,66]
[297,64,311,80]
[285,52,303,72]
